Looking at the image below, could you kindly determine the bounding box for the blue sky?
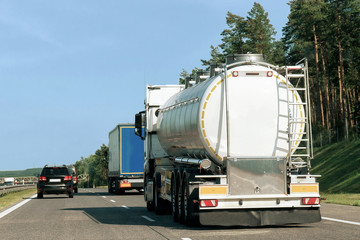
[0,0,290,171]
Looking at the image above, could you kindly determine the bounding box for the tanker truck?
[134,54,321,226]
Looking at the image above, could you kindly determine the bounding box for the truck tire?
[145,177,154,211]
[108,179,113,193]
[183,177,199,227]
[171,172,179,221]
[154,173,170,214]
[179,174,185,224]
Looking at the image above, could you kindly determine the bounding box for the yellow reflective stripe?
[203,102,207,109]
[200,186,228,195]
[291,184,319,193]
[206,93,211,101]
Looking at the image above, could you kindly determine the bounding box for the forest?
[77,0,359,187]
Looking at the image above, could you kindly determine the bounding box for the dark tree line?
[181,1,360,144]
[74,144,109,188]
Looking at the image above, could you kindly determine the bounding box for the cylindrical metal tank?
[156,64,305,166]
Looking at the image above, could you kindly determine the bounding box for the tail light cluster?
[38,176,47,181]
[302,197,320,205]
[73,176,77,183]
[64,176,72,181]
[200,199,218,207]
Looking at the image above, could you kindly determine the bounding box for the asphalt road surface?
[0,188,359,240]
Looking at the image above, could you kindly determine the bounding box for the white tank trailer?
[135,54,321,227]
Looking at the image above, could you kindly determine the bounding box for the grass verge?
[0,188,37,211]
[321,193,360,206]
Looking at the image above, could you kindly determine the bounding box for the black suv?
[67,165,78,193]
[37,165,74,198]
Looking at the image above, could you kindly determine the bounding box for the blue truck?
[108,124,144,194]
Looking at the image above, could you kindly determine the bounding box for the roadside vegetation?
[0,168,41,178]
[0,188,36,211]
[311,139,360,193]
[321,193,360,206]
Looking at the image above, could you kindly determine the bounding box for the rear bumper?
[120,182,143,189]
[199,207,321,226]
[38,185,72,194]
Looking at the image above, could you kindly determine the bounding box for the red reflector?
[200,199,218,207]
[246,72,259,75]
[39,176,47,181]
[232,71,239,77]
[267,71,273,77]
[302,197,320,205]
[64,176,72,181]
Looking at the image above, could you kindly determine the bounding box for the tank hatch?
[226,54,266,65]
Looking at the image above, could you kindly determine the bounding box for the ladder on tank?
[278,59,313,170]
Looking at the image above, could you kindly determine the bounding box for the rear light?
[38,176,47,181]
[200,199,218,207]
[302,197,320,205]
[73,177,77,183]
[64,176,72,181]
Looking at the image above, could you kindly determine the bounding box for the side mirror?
[135,111,145,140]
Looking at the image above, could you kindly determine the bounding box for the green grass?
[321,193,360,206]
[0,188,37,210]
[311,139,360,193]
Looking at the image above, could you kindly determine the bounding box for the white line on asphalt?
[142,216,155,222]
[110,200,116,203]
[102,196,107,198]
[0,194,36,219]
[181,238,192,240]
[122,205,129,209]
[322,217,360,226]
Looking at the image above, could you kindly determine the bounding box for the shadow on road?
[61,205,313,230]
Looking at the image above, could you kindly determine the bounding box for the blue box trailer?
[108,124,144,194]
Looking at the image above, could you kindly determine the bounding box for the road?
[0,188,359,240]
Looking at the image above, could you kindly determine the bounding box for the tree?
[284,0,360,142]
[74,144,109,188]
[245,2,276,57]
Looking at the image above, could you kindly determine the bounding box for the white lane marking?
[0,194,36,219]
[322,217,360,226]
[122,205,129,209]
[182,238,192,240]
[102,196,107,198]
[142,216,155,222]
[110,200,116,203]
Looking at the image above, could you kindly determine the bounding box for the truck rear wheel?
[179,175,185,224]
[183,177,199,227]
[171,172,179,221]
[154,173,170,214]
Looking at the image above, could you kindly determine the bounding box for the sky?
[0,0,290,171]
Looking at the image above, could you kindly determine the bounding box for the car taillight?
[64,176,72,181]
[302,197,320,205]
[73,177,77,183]
[200,199,218,207]
[39,176,47,181]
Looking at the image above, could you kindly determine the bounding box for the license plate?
[49,179,61,183]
